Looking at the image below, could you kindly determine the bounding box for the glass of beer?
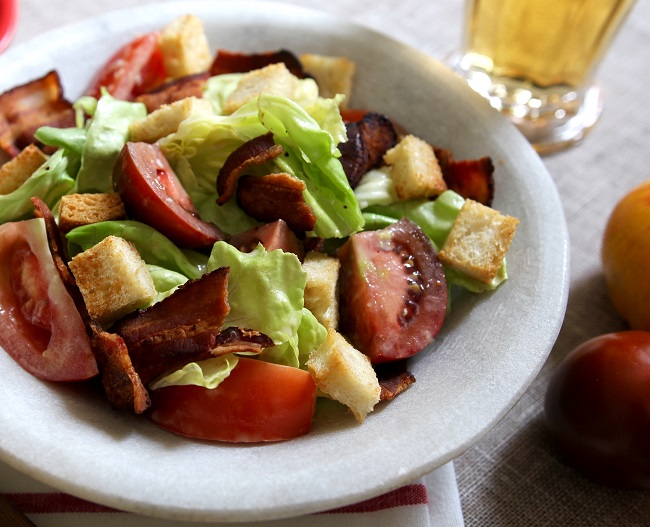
[451,0,637,154]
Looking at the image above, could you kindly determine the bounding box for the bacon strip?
[0,70,75,156]
[90,322,151,414]
[237,173,317,232]
[339,112,398,188]
[374,361,416,401]
[216,132,283,205]
[434,147,495,206]
[111,267,273,385]
[134,72,210,113]
[113,267,230,350]
[210,49,307,78]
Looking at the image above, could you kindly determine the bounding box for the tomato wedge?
[150,358,318,442]
[85,32,167,100]
[0,219,98,381]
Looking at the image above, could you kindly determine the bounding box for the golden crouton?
[69,235,157,327]
[159,14,213,79]
[222,63,298,114]
[439,199,520,284]
[303,251,341,330]
[58,193,126,233]
[383,134,447,200]
[300,53,355,107]
[307,328,381,423]
[129,96,213,143]
[0,144,47,195]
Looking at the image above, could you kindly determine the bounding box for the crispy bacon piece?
[134,72,210,113]
[435,147,495,206]
[90,322,151,414]
[30,197,75,288]
[210,49,307,78]
[339,112,398,188]
[237,173,317,233]
[374,360,416,401]
[0,70,75,156]
[112,267,272,385]
[216,132,283,205]
[229,219,305,261]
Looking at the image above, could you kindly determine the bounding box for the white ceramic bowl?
[0,1,569,522]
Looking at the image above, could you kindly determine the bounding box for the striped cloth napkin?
[0,460,464,527]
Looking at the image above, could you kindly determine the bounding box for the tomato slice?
[0,219,98,381]
[113,142,224,250]
[85,32,167,100]
[150,358,318,442]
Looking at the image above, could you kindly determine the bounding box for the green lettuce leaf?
[208,241,325,367]
[354,168,398,209]
[146,264,189,303]
[149,353,239,390]
[66,220,208,279]
[258,94,364,238]
[75,93,146,193]
[0,149,75,224]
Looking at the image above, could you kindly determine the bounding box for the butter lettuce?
[66,220,208,279]
[208,242,326,367]
[0,149,75,224]
[75,93,146,193]
[149,353,239,390]
[258,94,363,238]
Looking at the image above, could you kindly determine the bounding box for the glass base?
[450,56,604,155]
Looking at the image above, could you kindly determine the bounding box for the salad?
[0,14,519,443]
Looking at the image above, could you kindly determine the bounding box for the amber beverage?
[453,0,637,153]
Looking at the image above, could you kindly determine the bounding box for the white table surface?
[7,0,650,525]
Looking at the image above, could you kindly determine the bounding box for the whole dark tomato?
[544,331,650,489]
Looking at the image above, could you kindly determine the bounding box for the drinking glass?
[451,0,637,154]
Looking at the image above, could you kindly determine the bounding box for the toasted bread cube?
[159,14,213,79]
[222,63,298,114]
[69,236,156,327]
[129,96,213,143]
[439,199,520,284]
[307,329,381,423]
[300,53,355,107]
[383,134,447,200]
[303,251,341,330]
[0,144,48,195]
[58,193,126,233]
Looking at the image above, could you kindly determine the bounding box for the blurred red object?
[0,0,18,54]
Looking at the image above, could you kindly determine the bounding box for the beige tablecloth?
[8,0,650,525]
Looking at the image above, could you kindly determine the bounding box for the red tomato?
[113,142,224,250]
[149,358,318,442]
[544,331,650,489]
[0,219,98,381]
[337,218,448,363]
[85,32,167,100]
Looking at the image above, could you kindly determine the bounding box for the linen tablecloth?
[3,0,650,525]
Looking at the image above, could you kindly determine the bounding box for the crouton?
[58,193,126,233]
[0,144,47,194]
[303,251,340,330]
[159,14,213,79]
[439,199,520,284]
[307,328,381,423]
[299,53,355,107]
[383,134,447,200]
[222,63,298,114]
[69,235,157,327]
[129,96,213,143]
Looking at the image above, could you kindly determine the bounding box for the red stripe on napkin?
[2,492,119,514]
[320,483,428,514]
[2,483,427,515]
